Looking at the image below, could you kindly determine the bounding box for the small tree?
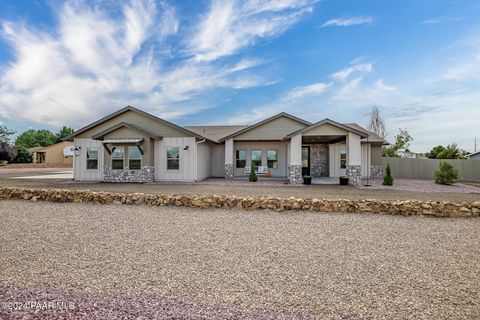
[434,161,458,185]
[382,128,413,157]
[0,141,18,162]
[383,163,393,186]
[12,145,32,163]
[249,163,257,182]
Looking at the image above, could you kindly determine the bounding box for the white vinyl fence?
[381,157,480,181]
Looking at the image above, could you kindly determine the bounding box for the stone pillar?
[225,138,234,179]
[346,165,362,186]
[289,133,302,184]
[347,132,362,185]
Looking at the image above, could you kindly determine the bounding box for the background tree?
[367,106,386,138]
[428,143,468,159]
[0,141,18,162]
[14,129,57,149]
[11,146,32,163]
[56,126,75,142]
[0,125,15,143]
[382,128,413,157]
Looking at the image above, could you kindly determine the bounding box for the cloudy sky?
[0,0,479,152]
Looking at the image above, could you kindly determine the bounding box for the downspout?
[195,138,206,181]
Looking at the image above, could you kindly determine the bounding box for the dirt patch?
[358,178,480,193]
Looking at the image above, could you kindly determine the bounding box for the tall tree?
[382,128,413,157]
[14,129,57,149]
[367,106,386,138]
[56,126,75,142]
[0,125,15,143]
[0,141,18,162]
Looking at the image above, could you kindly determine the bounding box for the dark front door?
[302,146,310,176]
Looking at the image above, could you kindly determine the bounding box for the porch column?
[289,133,302,184]
[224,138,234,179]
[346,132,362,185]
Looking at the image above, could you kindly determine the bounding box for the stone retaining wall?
[1,187,479,218]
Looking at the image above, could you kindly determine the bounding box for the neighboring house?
[468,151,480,160]
[64,106,389,185]
[28,141,74,166]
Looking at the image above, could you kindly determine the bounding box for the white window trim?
[86,148,99,171]
[236,149,247,168]
[111,146,125,170]
[166,146,180,171]
[267,149,279,169]
[128,146,142,171]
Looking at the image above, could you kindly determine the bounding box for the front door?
[302,146,310,176]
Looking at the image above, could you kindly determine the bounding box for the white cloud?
[0,0,314,128]
[420,17,464,25]
[321,16,374,28]
[331,63,373,80]
[284,82,331,101]
[188,0,316,61]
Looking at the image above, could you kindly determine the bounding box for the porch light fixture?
[184,146,189,150]
[73,146,81,156]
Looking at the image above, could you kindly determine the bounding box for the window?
[111,146,124,170]
[236,150,246,168]
[267,150,278,169]
[340,149,347,169]
[167,146,180,170]
[128,146,142,170]
[251,150,262,168]
[302,147,309,168]
[86,148,98,170]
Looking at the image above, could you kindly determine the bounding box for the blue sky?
[0,0,479,152]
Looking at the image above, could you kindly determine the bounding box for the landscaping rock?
[0,186,478,218]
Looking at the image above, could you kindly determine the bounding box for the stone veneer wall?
[225,164,234,179]
[104,166,154,183]
[371,165,383,179]
[288,164,302,184]
[304,144,329,176]
[346,165,362,186]
[1,187,479,218]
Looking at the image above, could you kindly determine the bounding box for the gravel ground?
[358,178,480,193]
[1,200,479,319]
[1,170,480,202]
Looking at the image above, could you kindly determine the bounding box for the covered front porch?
[286,120,367,185]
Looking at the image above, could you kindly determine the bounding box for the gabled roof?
[63,106,212,142]
[92,122,162,140]
[184,125,249,142]
[345,123,390,145]
[218,112,312,142]
[284,118,369,140]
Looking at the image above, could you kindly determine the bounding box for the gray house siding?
[234,117,307,140]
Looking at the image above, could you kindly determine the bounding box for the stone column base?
[346,164,361,186]
[225,163,234,179]
[288,164,302,184]
[104,166,154,183]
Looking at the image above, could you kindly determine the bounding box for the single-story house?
[64,106,388,185]
[467,151,480,160]
[28,141,74,166]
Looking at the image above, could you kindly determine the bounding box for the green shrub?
[434,161,458,185]
[249,164,257,182]
[383,163,393,186]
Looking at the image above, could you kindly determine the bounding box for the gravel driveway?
[1,201,479,319]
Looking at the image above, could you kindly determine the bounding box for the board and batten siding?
[154,137,197,181]
[73,139,104,181]
[329,143,346,177]
[370,145,382,166]
[234,116,307,140]
[196,142,211,181]
[76,110,191,139]
[361,143,371,178]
